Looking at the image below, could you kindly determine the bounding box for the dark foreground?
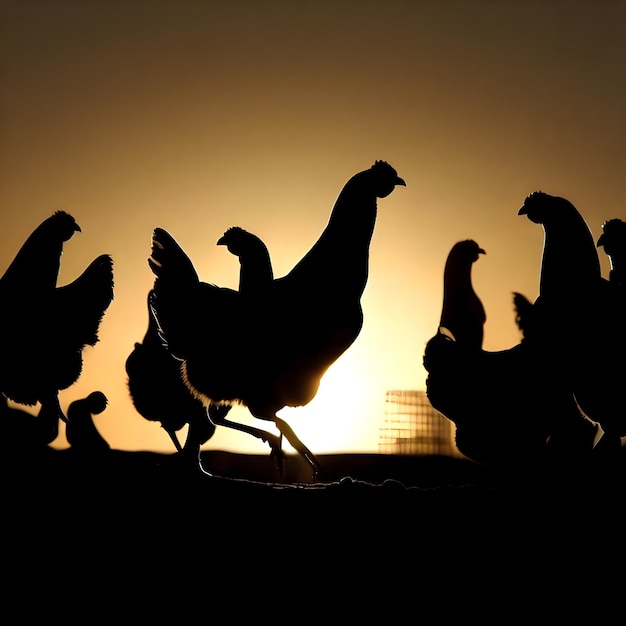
[4,445,625,617]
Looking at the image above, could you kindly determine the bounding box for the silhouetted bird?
[438,239,486,349]
[137,227,280,472]
[0,211,114,444]
[424,237,596,467]
[66,391,110,453]
[125,291,216,464]
[217,226,274,295]
[148,160,406,478]
[519,192,626,445]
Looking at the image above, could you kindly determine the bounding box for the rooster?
[0,211,114,444]
[148,160,406,478]
[519,192,626,449]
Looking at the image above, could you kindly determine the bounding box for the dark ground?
[4,445,624,617]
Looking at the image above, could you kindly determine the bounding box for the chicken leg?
[207,403,286,476]
[273,415,322,479]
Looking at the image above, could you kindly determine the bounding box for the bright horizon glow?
[1,1,624,457]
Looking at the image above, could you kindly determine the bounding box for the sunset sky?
[1,0,624,457]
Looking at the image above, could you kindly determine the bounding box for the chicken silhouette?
[66,391,110,454]
[148,160,406,478]
[217,226,274,295]
[0,211,114,445]
[438,239,486,349]
[424,237,596,466]
[131,227,279,473]
[125,291,216,465]
[519,192,626,449]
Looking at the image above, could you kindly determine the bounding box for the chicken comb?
[523,190,547,204]
[223,226,245,235]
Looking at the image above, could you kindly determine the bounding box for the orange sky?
[1,1,624,456]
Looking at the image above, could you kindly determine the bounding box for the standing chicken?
[0,211,114,444]
[519,192,626,448]
[424,237,596,467]
[148,160,405,478]
[217,226,274,295]
[438,239,486,349]
[127,228,277,472]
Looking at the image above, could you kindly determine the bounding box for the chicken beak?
[216,236,226,246]
[518,206,527,215]
[396,176,406,186]
[596,234,605,248]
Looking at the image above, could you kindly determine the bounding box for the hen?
[148,160,406,478]
[424,238,596,467]
[438,239,486,349]
[217,226,274,295]
[125,291,216,463]
[0,211,114,444]
[519,192,626,447]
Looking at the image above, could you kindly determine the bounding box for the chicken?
[139,227,283,473]
[125,291,216,464]
[424,237,596,467]
[0,211,114,444]
[519,192,626,447]
[217,226,274,295]
[438,239,486,349]
[66,391,110,454]
[148,160,406,478]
